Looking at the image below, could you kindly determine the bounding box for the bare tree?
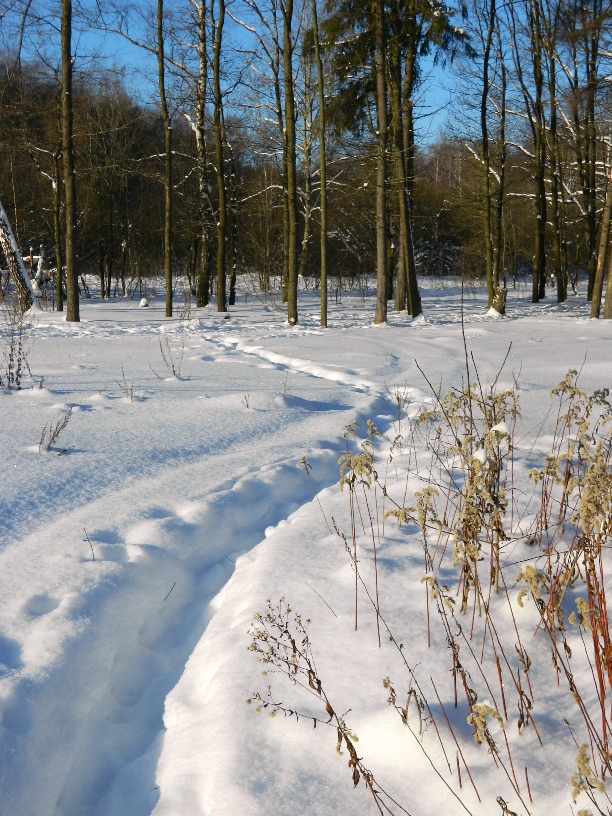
[194,0,213,307]
[61,0,79,320]
[311,0,327,326]
[211,0,227,311]
[281,0,298,324]
[373,0,388,325]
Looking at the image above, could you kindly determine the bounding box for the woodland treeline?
[2,0,612,323]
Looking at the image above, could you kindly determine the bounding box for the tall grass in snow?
[249,366,612,816]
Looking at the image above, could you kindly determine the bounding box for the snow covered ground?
[1,279,611,816]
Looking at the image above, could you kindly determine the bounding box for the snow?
[1,279,611,816]
[472,448,487,464]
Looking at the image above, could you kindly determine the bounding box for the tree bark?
[399,2,421,317]
[212,0,227,312]
[271,32,288,304]
[584,2,599,301]
[311,0,327,327]
[227,137,238,306]
[282,0,298,324]
[481,0,496,310]
[157,0,173,317]
[603,250,612,319]
[53,146,64,311]
[0,199,39,312]
[541,0,565,302]
[524,0,547,303]
[374,0,388,325]
[298,51,313,286]
[492,23,506,308]
[590,163,612,319]
[61,0,79,321]
[196,0,211,307]
[389,7,420,317]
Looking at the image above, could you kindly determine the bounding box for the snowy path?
[1,443,340,815]
[1,304,411,815]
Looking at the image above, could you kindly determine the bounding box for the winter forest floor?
[1,277,612,816]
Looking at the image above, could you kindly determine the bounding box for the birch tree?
[0,199,40,312]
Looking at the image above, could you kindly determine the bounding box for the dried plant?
[39,407,72,453]
[114,365,142,401]
[248,366,612,815]
[0,299,32,389]
[248,599,411,815]
[150,334,187,380]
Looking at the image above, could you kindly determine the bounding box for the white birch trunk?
[0,200,41,313]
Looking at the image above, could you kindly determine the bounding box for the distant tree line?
[1,0,612,323]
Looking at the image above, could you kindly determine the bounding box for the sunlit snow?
[0,277,610,816]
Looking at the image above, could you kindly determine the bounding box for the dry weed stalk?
[248,365,612,815]
[247,599,412,815]
[0,300,32,389]
[150,334,188,380]
[39,407,72,453]
[114,365,142,401]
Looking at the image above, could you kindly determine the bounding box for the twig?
[83,529,95,561]
[304,580,337,617]
[162,581,176,603]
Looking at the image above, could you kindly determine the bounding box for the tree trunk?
[603,250,612,319]
[527,0,547,303]
[212,0,227,312]
[481,0,496,310]
[394,237,407,312]
[373,0,388,325]
[590,163,612,318]
[399,6,421,317]
[120,239,127,296]
[157,0,173,317]
[311,0,327,327]
[227,137,238,306]
[281,155,289,303]
[402,8,416,201]
[298,166,311,283]
[0,200,40,312]
[196,0,211,308]
[267,24,287,303]
[492,23,506,311]
[584,14,599,301]
[389,10,420,317]
[53,147,64,311]
[282,0,298,324]
[61,0,79,321]
[542,2,565,303]
[298,54,312,286]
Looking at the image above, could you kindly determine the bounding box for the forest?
[1,0,612,324]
